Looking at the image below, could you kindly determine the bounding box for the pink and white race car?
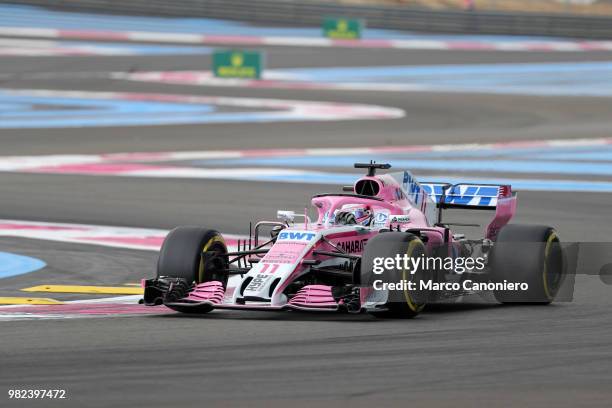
[143,162,565,318]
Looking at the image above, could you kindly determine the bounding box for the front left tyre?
[157,227,228,284]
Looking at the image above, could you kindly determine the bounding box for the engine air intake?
[355,179,380,196]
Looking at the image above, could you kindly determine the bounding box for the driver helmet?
[335,204,373,226]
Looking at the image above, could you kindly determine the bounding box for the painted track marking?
[2,26,612,52]
[0,37,215,56]
[0,89,403,128]
[0,219,244,252]
[0,297,63,305]
[0,295,172,320]
[0,301,174,320]
[0,251,46,278]
[2,4,612,52]
[0,137,611,192]
[117,63,612,97]
[22,285,144,295]
[0,4,577,42]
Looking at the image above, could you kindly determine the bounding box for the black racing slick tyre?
[157,227,228,284]
[361,232,429,318]
[490,224,565,304]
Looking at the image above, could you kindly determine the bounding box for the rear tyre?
[361,232,429,318]
[490,224,564,304]
[157,227,228,284]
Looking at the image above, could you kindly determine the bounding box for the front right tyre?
[361,232,429,318]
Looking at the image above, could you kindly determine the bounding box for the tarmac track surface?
[1,33,612,408]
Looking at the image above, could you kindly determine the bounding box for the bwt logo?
[278,232,316,241]
[421,184,498,206]
[403,171,423,203]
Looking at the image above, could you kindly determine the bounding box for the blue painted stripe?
[0,92,228,128]
[0,89,398,128]
[277,62,612,97]
[384,145,612,160]
[0,111,329,128]
[219,145,610,160]
[282,62,612,80]
[524,151,612,162]
[0,252,46,278]
[195,156,612,177]
[0,94,214,117]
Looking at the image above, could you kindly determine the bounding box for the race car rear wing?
[419,182,512,210]
[419,181,517,240]
[390,170,516,240]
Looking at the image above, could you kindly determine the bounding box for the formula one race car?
[143,162,565,318]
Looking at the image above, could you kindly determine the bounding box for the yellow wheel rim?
[542,232,558,300]
[198,235,226,283]
[401,238,426,313]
